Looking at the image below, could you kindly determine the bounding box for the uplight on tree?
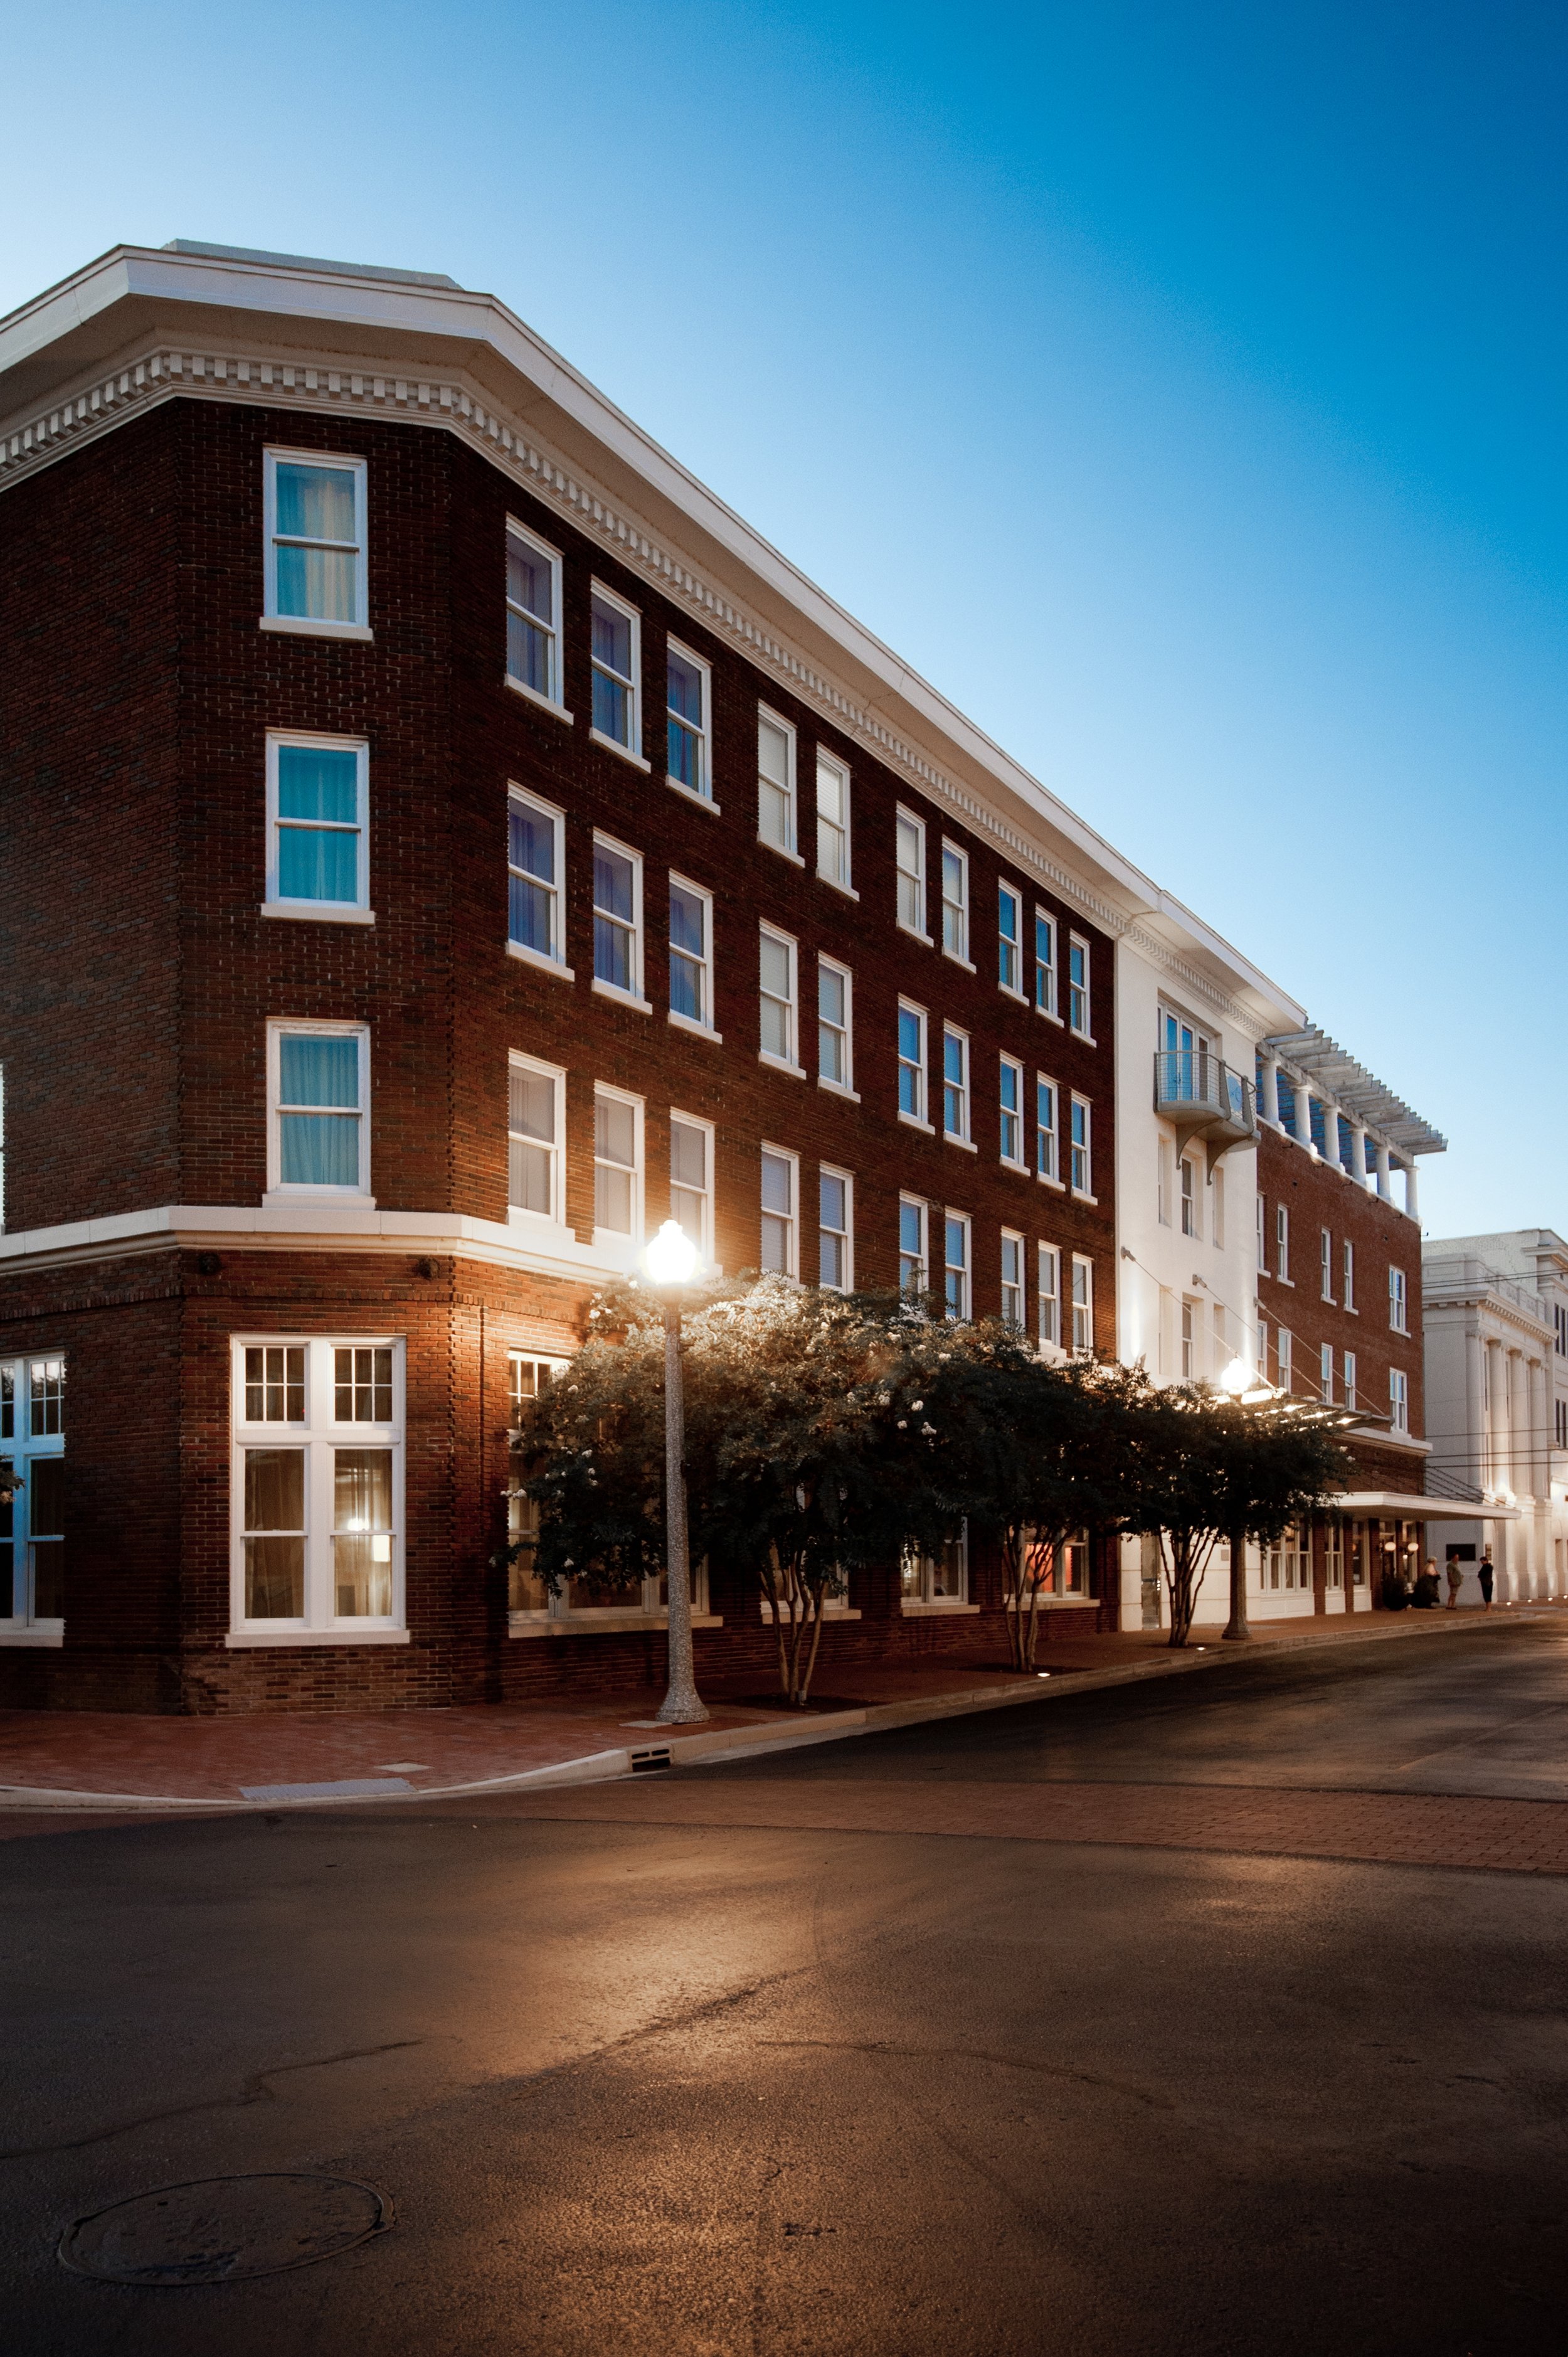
[645,1220,700,1288]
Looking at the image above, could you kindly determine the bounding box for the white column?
[1322,1099,1342,1171]
[1485,1336,1504,1489]
[1259,1055,1281,1127]
[1403,1159,1420,1222]
[1463,1326,1486,1492]
[1528,1357,1548,1500]
[1349,1124,1369,1187]
[1510,1349,1528,1496]
[1374,1141,1392,1201]
[1294,1079,1316,1157]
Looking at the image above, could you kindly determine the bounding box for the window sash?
[1038,1248,1061,1348]
[1067,937,1090,1034]
[758,713,797,853]
[593,1090,642,1238]
[943,1214,970,1319]
[1001,1232,1025,1328]
[761,1148,797,1275]
[1000,1057,1024,1164]
[1034,912,1057,1015]
[1070,1099,1091,1194]
[818,961,852,1087]
[669,878,712,1027]
[265,451,365,626]
[270,1025,368,1194]
[0,1352,66,1629]
[666,644,710,794]
[817,754,850,886]
[506,524,562,703]
[898,1003,926,1120]
[1071,1257,1093,1354]
[508,1058,563,1221]
[819,1167,852,1290]
[508,791,564,962]
[592,838,642,997]
[943,1030,968,1140]
[669,1114,714,1257]
[590,588,640,749]
[760,929,798,1065]
[998,885,1022,994]
[941,845,968,959]
[267,736,368,910]
[231,1336,403,1632]
[899,1197,928,1294]
[896,812,926,932]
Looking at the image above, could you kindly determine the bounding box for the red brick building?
[0,242,1130,1712]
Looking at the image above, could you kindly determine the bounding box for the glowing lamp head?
[1220,1356,1251,1398]
[645,1220,701,1289]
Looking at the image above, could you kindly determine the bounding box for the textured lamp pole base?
[655,1297,709,1725]
[1222,1523,1251,1642]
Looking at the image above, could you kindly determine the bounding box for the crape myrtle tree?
[1130,1384,1354,1647]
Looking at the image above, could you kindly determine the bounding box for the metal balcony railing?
[1153,1050,1257,1171]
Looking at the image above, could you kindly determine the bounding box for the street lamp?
[1218,1356,1261,1643]
[644,1220,709,1726]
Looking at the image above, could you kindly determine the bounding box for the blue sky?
[5,1,1563,1239]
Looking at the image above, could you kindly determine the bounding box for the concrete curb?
[0,1609,1534,1813]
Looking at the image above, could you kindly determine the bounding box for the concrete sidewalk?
[0,1604,1542,1812]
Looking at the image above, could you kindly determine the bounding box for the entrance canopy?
[1333,1491,1521,1523]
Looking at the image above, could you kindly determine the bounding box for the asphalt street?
[5,1619,1568,2354]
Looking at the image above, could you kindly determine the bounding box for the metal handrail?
[1153,1050,1256,1131]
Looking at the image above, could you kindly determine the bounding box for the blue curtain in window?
[280,1035,359,1108]
[280,1113,359,1187]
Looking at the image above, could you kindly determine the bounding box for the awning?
[1332,1491,1522,1523]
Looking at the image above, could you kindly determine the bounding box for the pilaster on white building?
[1422,1230,1568,1604]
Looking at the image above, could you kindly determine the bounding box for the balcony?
[1153,1049,1257,1174]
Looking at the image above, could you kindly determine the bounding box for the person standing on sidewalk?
[1478,1547,1495,1612]
[1445,1553,1465,1610]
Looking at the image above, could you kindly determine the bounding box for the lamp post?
[1219,1355,1272,1644]
[644,1220,709,1727]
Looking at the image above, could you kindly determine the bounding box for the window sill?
[760,838,806,868]
[1268,1274,1295,1288]
[942,949,977,974]
[1037,1171,1066,1191]
[507,940,576,981]
[507,1209,578,1243]
[667,775,721,814]
[591,979,653,1014]
[669,1011,723,1044]
[260,902,375,925]
[1000,1157,1030,1179]
[900,1600,980,1615]
[588,726,652,772]
[898,923,935,949]
[505,674,575,723]
[898,1109,935,1135]
[261,1190,376,1211]
[225,1628,411,1647]
[1036,1006,1064,1027]
[509,1611,724,1637]
[259,615,373,643]
[0,1626,63,1647]
[944,1132,978,1154]
[759,1052,808,1080]
[999,984,1028,1007]
[1071,1030,1098,1048]
[817,1077,861,1103]
[819,876,861,902]
[1072,1189,1099,1206]
[757,1602,862,1621]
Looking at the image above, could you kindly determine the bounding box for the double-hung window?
[899,1197,928,1294]
[1,1354,66,1634]
[944,1212,971,1319]
[1389,1267,1409,1333]
[941,843,970,962]
[231,1337,403,1635]
[1034,911,1058,1016]
[1343,1240,1356,1311]
[1321,1229,1335,1301]
[1001,1231,1025,1328]
[263,449,366,633]
[1320,1343,1335,1403]
[943,1027,970,1143]
[1036,1078,1059,1182]
[999,1056,1025,1168]
[758,710,798,856]
[1037,1246,1061,1349]
[507,789,567,971]
[1277,1328,1294,1391]
[1067,935,1091,1035]
[268,1023,369,1196]
[898,1001,928,1123]
[667,642,711,797]
[593,1088,644,1245]
[669,876,716,1034]
[1181,1300,1195,1378]
[1344,1351,1358,1409]
[590,585,642,756]
[507,1055,564,1224]
[669,1114,714,1258]
[506,523,564,706]
[1180,1157,1197,1237]
[1390,1367,1409,1432]
[592,836,644,1002]
[1276,1205,1290,1280]
[819,1168,853,1290]
[759,927,800,1069]
[901,1528,968,1605]
[1071,1255,1094,1354]
[999,883,1024,996]
[818,962,854,1093]
[817,753,852,889]
[896,809,928,937]
[761,1147,798,1275]
[1256,1195,1267,1272]
[1069,1097,1092,1195]
[265,735,368,918]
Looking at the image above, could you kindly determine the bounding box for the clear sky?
[5,1,1563,1242]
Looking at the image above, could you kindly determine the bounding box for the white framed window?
[265,734,369,918]
[669,1113,714,1258]
[1320,1228,1335,1301]
[1034,910,1058,1017]
[1212,1166,1226,1249]
[1325,1521,1344,1590]
[667,640,712,799]
[944,1211,972,1319]
[943,1027,970,1143]
[1181,1299,1195,1378]
[592,833,645,1004]
[669,875,716,1035]
[819,1166,854,1290]
[1256,1194,1266,1272]
[507,1055,565,1223]
[1320,1342,1335,1402]
[262,447,367,634]
[901,1526,968,1605]
[1389,1266,1409,1333]
[590,583,642,757]
[1036,1077,1059,1183]
[1344,1350,1358,1409]
[758,709,798,857]
[1258,1317,1269,1385]
[898,1000,928,1124]
[1343,1240,1356,1311]
[1001,1230,1025,1328]
[896,809,928,938]
[1067,935,1091,1035]
[761,1146,798,1276]
[0,1353,66,1636]
[999,1055,1025,1168]
[1180,1156,1199,1238]
[1276,1205,1290,1280]
[507,788,568,972]
[1038,1245,1061,1349]
[999,883,1024,996]
[817,752,852,890]
[230,1336,404,1636]
[1278,1327,1293,1392]
[267,1021,369,1198]
[941,843,970,963]
[899,1196,928,1294]
[1390,1367,1409,1432]
[506,521,564,708]
[593,1087,644,1246]
[1071,1255,1094,1354]
[818,959,854,1092]
[1069,1096,1092,1195]
[759,926,800,1070]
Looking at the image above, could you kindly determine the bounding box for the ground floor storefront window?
[0,1354,65,1639]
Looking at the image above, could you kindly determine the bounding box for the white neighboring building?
[1422,1230,1568,1602]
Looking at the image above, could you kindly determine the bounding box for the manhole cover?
[60,2173,392,2285]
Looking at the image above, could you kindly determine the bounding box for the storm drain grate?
[630,1746,673,1773]
[59,2172,393,2285]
